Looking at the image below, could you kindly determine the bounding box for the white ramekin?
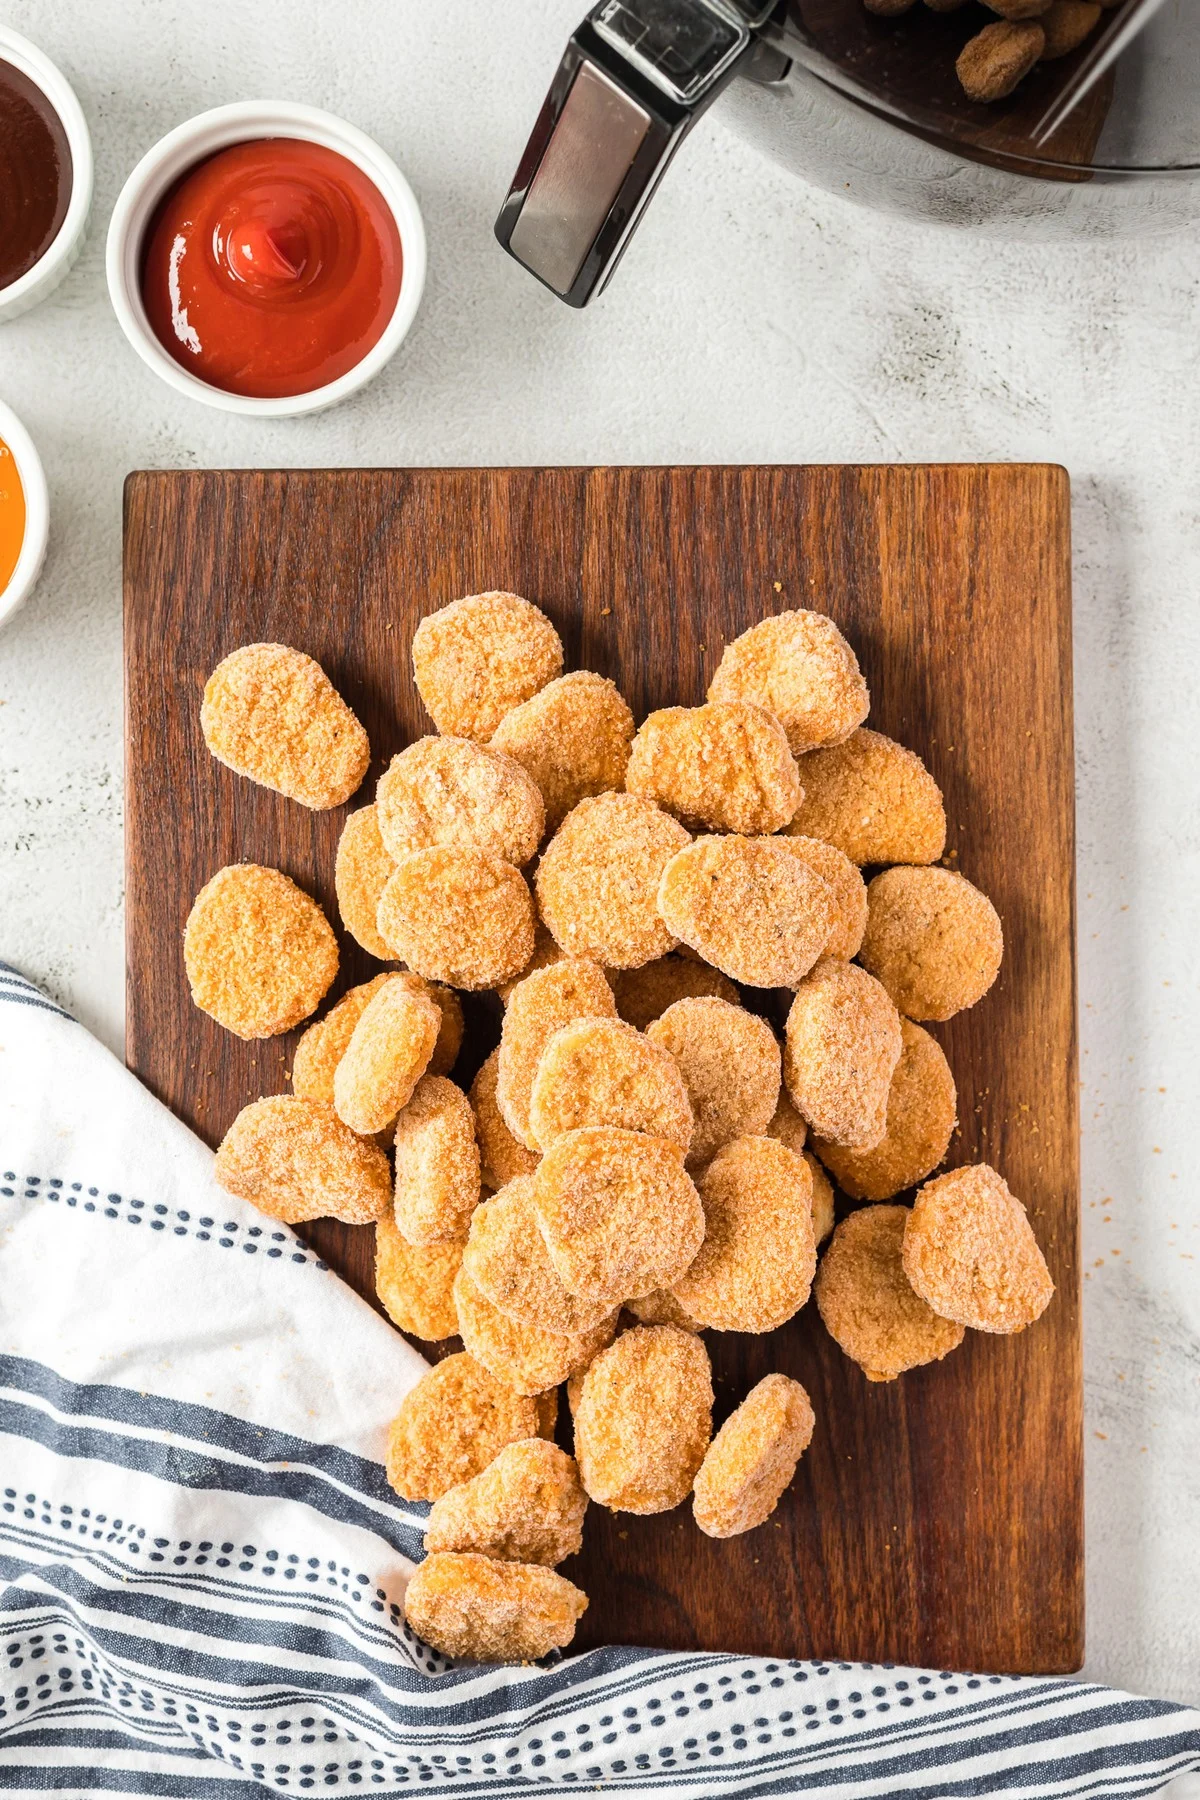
[0,400,50,632]
[0,28,93,325]
[105,101,427,418]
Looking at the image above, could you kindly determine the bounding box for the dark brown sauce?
[0,59,72,291]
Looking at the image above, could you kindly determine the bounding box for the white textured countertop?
[0,0,1197,1715]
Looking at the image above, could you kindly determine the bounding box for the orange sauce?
[0,436,26,594]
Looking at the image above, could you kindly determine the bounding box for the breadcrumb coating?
[423,1439,587,1566]
[497,959,617,1149]
[692,1374,814,1538]
[777,835,868,962]
[393,1075,482,1246]
[784,957,903,1150]
[215,1095,391,1225]
[333,977,441,1136]
[786,729,946,865]
[292,975,392,1104]
[609,955,738,1032]
[814,1204,964,1381]
[812,1019,956,1200]
[201,642,370,809]
[496,921,570,1004]
[656,835,833,988]
[469,1051,541,1189]
[707,611,869,754]
[765,1090,807,1157]
[376,736,544,867]
[462,1176,615,1336]
[626,702,801,835]
[903,1163,1054,1334]
[375,1208,462,1341]
[386,1353,542,1500]
[528,1017,694,1154]
[184,864,338,1039]
[859,866,1003,1022]
[647,997,780,1168]
[412,592,563,742]
[574,1326,713,1513]
[672,1136,816,1334]
[803,1151,836,1247]
[536,792,690,970]
[453,1267,618,1396]
[625,1289,703,1332]
[403,1552,586,1663]
[376,847,535,989]
[334,807,397,960]
[491,671,634,832]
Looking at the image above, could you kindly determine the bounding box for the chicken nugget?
[764,1089,807,1156]
[386,1353,542,1500]
[376,847,535,989]
[574,1326,713,1513]
[624,1288,703,1331]
[784,958,903,1150]
[803,1151,836,1246]
[215,1095,391,1225]
[463,1176,615,1336]
[375,1207,462,1341]
[536,792,690,970]
[491,671,635,832]
[333,976,441,1136]
[376,736,544,867]
[777,835,868,961]
[454,1267,618,1396]
[903,1163,1054,1333]
[292,975,393,1103]
[656,835,833,988]
[707,610,869,754]
[646,997,780,1168]
[609,955,739,1032]
[495,921,569,1005]
[859,866,1003,1021]
[535,1389,559,1440]
[469,1052,541,1190]
[412,592,563,742]
[404,1552,586,1663]
[814,1204,964,1381]
[528,1017,693,1154]
[626,701,801,835]
[497,958,617,1149]
[692,1373,815,1538]
[334,806,397,960]
[200,642,370,809]
[672,1136,816,1333]
[185,863,338,1039]
[534,1126,705,1304]
[812,1019,956,1200]
[786,728,946,865]
[393,1075,482,1245]
[424,1439,588,1566]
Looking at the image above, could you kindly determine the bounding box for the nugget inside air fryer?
[453,1266,618,1396]
[706,610,870,753]
[423,1439,588,1566]
[376,846,535,989]
[403,1552,587,1663]
[778,834,868,961]
[692,1373,815,1539]
[184,863,339,1039]
[333,975,441,1136]
[200,641,371,809]
[784,957,903,1150]
[656,834,833,988]
[609,954,739,1031]
[625,700,801,835]
[375,1207,462,1342]
[496,957,617,1149]
[334,806,398,961]
[535,791,691,969]
[215,1095,392,1225]
[375,735,544,867]
[647,996,780,1168]
[491,670,635,832]
[392,1074,481,1245]
[462,1176,615,1336]
[412,591,564,742]
[786,728,946,866]
[386,1352,543,1501]
[814,1204,965,1381]
[672,1136,816,1334]
[469,1051,541,1190]
[812,1018,956,1201]
[859,865,1003,1021]
[573,1325,713,1513]
[527,1017,693,1154]
[902,1163,1054,1334]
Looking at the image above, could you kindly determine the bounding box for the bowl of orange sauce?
[0,400,49,631]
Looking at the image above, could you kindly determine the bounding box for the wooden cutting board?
[124,464,1082,1673]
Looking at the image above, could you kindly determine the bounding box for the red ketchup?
[140,139,404,399]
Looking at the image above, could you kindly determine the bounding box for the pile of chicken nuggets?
[190,592,1053,1665]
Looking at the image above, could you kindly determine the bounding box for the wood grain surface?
[124,464,1082,1672]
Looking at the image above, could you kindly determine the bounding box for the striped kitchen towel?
[1,961,1197,1799]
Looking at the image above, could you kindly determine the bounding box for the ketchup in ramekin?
[139,138,404,400]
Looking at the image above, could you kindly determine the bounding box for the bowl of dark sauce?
[0,27,92,323]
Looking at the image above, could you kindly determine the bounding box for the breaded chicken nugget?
[491,671,635,832]
[201,642,370,809]
[765,1089,807,1156]
[812,1019,956,1200]
[393,1075,482,1245]
[375,1208,462,1341]
[534,1127,705,1304]
[574,1325,713,1513]
[423,1439,588,1566]
[454,1267,618,1396]
[496,921,569,1005]
[462,1176,614,1336]
[185,864,338,1039]
[404,1552,586,1663]
[334,806,397,960]
[803,1151,836,1247]
[497,959,617,1149]
[536,792,691,970]
[292,975,392,1104]
[626,702,801,835]
[859,866,1003,1021]
[692,1373,814,1538]
[386,1353,542,1501]
[903,1163,1054,1333]
[376,737,544,868]
[215,1095,391,1224]
[535,1389,559,1440]
[334,976,441,1136]
[784,958,903,1150]
[778,835,868,962]
[707,611,869,754]
[528,1018,693,1154]
[469,1052,541,1190]
[646,997,780,1168]
[656,835,833,988]
[814,1204,964,1381]
[412,592,563,742]
[376,847,535,989]
[786,729,946,865]
[609,955,739,1032]
[625,1288,703,1332]
[672,1136,816,1333]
